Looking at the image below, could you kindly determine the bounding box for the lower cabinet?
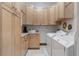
[29,33,40,49]
[25,36,29,53]
[14,15,21,56]
[21,37,25,56]
[21,35,29,56]
[0,8,12,56]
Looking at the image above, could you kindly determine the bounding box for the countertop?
[21,32,39,38]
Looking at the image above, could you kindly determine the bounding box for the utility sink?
[52,34,74,48]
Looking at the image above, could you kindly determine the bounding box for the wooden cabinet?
[55,4,59,21]
[14,15,21,56]
[12,2,26,25]
[1,2,13,9]
[34,9,42,25]
[29,33,40,49]
[1,8,12,56]
[64,2,72,7]
[21,3,26,13]
[65,3,74,19]
[0,3,21,56]
[12,2,26,13]
[21,3,26,24]
[58,2,74,20]
[21,35,29,56]
[41,9,48,25]
[25,36,29,53]
[58,2,65,20]
[26,7,49,25]
[33,9,39,25]
[13,2,21,12]
[21,37,25,56]
[25,2,74,25]
[26,5,34,25]
[49,6,56,25]
[21,11,26,24]
[0,2,27,56]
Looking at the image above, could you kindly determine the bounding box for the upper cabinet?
[49,6,56,25]
[35,8,49,25]
[13,3,26,13]
[36,8,43,25]
[58,2,74,20]
[64,3,74,19]
[1,2,13,9]
[13,3,21,12]
[20,3,26,13]
[64,2,72,7]
[33,8,41,25]
[36,8,48,25]
[26,6,49,25]
[26,5,34,25]
[26,2,74,25]
[55,4,59,21]
[58,2,65,20]
[42,8,49,25]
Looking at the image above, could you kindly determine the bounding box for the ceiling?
[26,2,57,8]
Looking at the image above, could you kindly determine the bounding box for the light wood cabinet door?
[14,15,21,56]
[1,9,12,56]
[2,2,13,8]
[11,14,15,56]
[21,36,29,56]
[57,2,74,20]
[21,12,26,24]
[64,2,72,7]
[33,9,39,25]
[21,37,25,56]
[58,2,64,19]
[13,2,21,12]
[36,9,43,25]
[65,3,74,19]
[26,6,34,25]
[55,4,59,21]
[41,9,48,25]
[49,6,56,25]
[25,36,29,52]
[29,34,40,48]
[21,3,26,13]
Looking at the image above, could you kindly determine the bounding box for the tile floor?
[26,46,49,56]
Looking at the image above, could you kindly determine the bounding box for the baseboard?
[40,43,47,45]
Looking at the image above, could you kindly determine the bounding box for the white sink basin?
[53,35,74,48]
[47,31,74,48]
